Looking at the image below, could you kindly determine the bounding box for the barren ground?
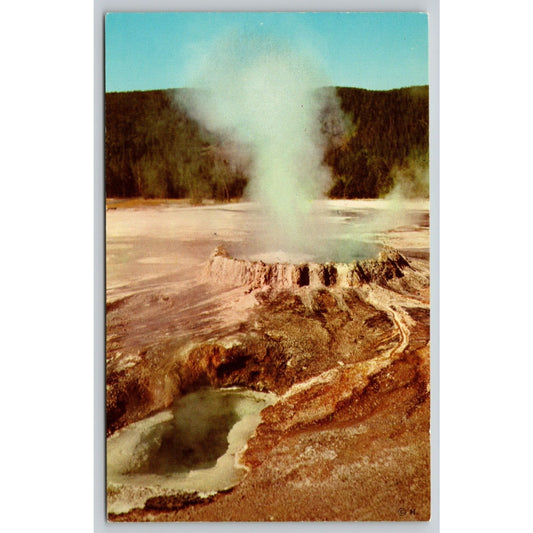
[105,199,430,521]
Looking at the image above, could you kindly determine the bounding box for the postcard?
[104,11,430,521]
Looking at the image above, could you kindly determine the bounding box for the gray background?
[94,2,440,531]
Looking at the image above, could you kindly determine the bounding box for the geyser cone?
[206,245,411,290]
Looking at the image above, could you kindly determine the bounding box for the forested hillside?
[105,86,428,200]
[326,86,429,198]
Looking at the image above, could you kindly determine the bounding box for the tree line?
[105,86,429,200]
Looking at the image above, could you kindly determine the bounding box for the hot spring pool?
[107,387,276,514]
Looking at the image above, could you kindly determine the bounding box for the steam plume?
[179,33,338,257]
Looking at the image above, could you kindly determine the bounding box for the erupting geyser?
[178,34,414,279]
[181,33,349,260]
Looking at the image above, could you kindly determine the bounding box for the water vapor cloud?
[179,32,340,257]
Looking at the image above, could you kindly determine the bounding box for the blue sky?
[105,12,428,92]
